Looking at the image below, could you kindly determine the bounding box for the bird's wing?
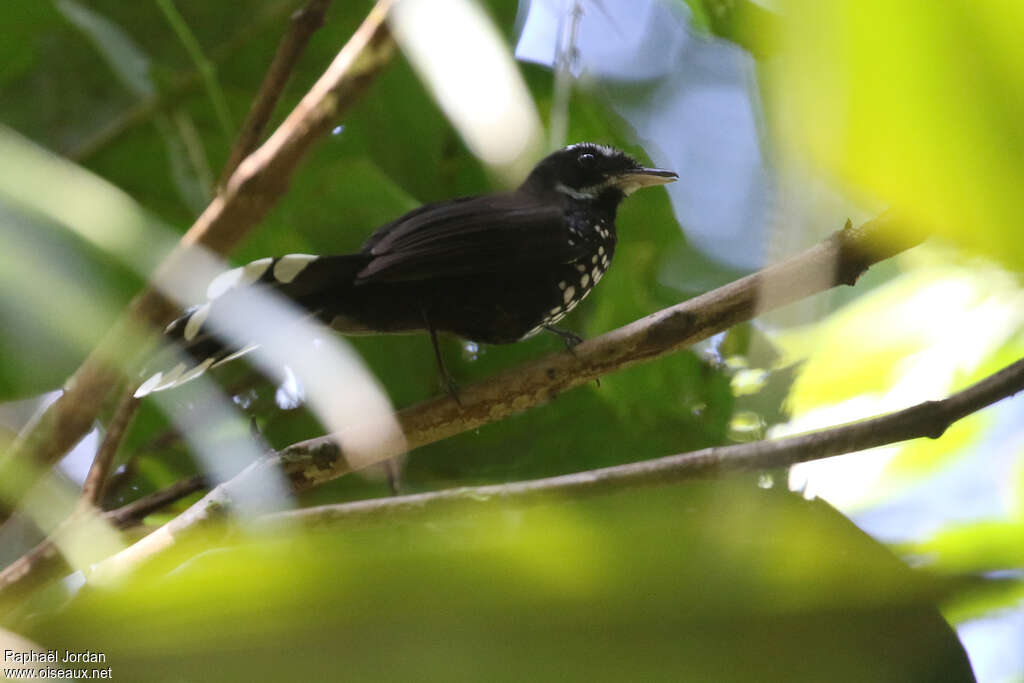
[356,193,585,283]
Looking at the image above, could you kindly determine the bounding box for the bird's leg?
[543,325,584,353]
[422,309,461,406]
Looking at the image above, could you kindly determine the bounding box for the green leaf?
[22,483,973,682]
[772,0,1024,270]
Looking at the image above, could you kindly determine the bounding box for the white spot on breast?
[207,257,273,299]
[273,254,318,284]
[562,285,576,304]
[576,264,586,273]
[591,255,598,264]
[601,255,609,267]
[580,273,590,288]
[558,281,567,290]
[598,246,605,255]
[550,306,562,315]
[183,303,211,341]
[592,267,602,281]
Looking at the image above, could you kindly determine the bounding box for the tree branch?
[77,392,139,510]
[217,0,333,186]
[81,213,929,583]
[0,0,396,514]
[0,475,207,606]
[266,356,1024,527]
[278,213,927,491]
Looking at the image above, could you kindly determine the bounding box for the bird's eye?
[578,152,596,169]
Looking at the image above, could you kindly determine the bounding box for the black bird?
[136,143,677,398]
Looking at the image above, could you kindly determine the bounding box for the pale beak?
[610,167,678,195]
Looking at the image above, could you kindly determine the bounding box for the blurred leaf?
[19,483,973,682]
[680,0,780,58]
[773,0,1024,270]
[0,203,138,398]
[910,520,1024,574]
[943,577,1024,626]
[55,0,156,98]
[154,0,234,142]
[779,253,1024,415]
[886,336,1024,479]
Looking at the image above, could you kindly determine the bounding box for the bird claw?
[543,325,584,355]
[444,375,463,406]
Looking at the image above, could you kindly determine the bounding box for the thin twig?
[81,213,929,583]
[266,357,1024,527]
[78,390,139,510]
[218,0,333,186]
[0,475,207,605]
[107,475,208,526]
[0,0,396,516]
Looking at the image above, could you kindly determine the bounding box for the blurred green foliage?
[0,0,1020,678]
[0,0,762,493]
[22,483,973,682]
[773,0,1024,271]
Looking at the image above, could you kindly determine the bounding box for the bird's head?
[521,143,677,205]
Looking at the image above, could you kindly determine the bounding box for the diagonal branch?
[0,0,395,514]
[80,213,929,583]
[77,390,140,510]
[0,475,207,607]
[266,356,1024,527]
[217,0,333,186]
[278,214,927,490]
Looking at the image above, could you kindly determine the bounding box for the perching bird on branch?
[136,143,677,399]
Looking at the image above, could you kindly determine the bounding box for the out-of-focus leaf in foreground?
[19,483,973,682]
[771,0,1024,270]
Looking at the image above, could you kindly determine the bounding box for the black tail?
[135,253,368,396]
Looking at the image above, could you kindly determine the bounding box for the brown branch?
[277,213,927,491]
[78,391,139,510]
[267,357,1024,527]
[80,213,929,583]
[217,0,332,186]
[106,475,208,526]
[0,475,207,607]
[0,0,396,515]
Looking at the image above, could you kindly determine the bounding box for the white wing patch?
[206,257,273,300]
[211,343,260,368]
[272,254,318,283]
[183,302,211,341]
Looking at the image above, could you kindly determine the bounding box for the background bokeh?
[0,0,1021,680]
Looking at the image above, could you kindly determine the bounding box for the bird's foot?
[443,374,463,407]
[543,325,584,355]
[542,325,598,387]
